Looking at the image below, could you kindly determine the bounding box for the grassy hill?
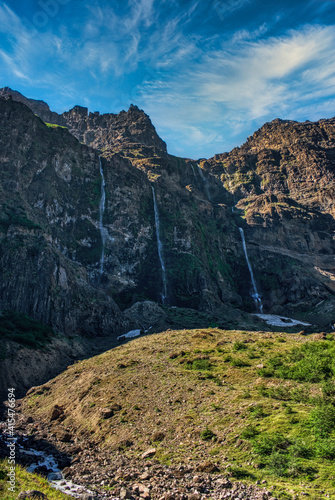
[21,327,335,499]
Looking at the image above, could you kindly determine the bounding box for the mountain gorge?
[1,87,335,394]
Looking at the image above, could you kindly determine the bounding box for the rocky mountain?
[203,118,335,321]
[1,86,335,376]
[3,86,335,499]
[0,87,167,153]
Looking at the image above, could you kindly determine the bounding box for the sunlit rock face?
[1,87,335,341]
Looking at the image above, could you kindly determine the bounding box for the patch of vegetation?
[45,122,68,129]
[0,460,69,500]
[230,357,251,367]
[261,341,335,382]
[233,341,248,351]
[0,311,55,349]
[240,425,259,439]
[248,404,267,419]
[227,466,255,479]
[0,205,41,232]
[189,358,212,371]
[200,427,217,441]
[246,341,335,481]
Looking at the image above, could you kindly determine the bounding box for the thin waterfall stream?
[190,164,197,180]
[196,163,212,202]
[152,186,168,304]
[98,156,107,275]
[239,227,263,313]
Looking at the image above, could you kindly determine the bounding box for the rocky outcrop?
[0,87,167,153]
[62,103,167,153]
[209,117,335,216]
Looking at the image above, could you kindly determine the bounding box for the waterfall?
[99,156,107,275]
[197,163,206,182]
[152,186,168,304]
[190,164,197,180]
[239,228,263,313]
[196,163,212,201]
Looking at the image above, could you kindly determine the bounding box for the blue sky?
[1,0,335,158]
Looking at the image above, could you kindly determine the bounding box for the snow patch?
[254,314,311,327]
[117,329,142,340]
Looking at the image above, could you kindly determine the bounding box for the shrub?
[253,433,290,455]
[258,367,275,377]
[233,341,247,351]
[227,466,254,479]
[248,404,267,419]
[230,357,250,367]
[284,405,294,415]
[321,380,335,401]
[241,426,259,439]
[289,438,314,459]
[200,427,217,441]
[290,386,310,403]
[192,359,211,371]
[267,451,289,477]
[268,355,284,368]
[309,404,335,437]
[314,438,335,459]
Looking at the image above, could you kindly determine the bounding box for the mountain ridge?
[1,86,335,394]
[0,86,167,154]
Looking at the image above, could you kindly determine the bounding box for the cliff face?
[1,87,335,339]
[0,94,245,341]
[204,118,335,320]
[0,97,126,337]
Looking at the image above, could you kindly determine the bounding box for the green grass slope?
[22,328,335,499]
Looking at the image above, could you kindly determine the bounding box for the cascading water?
[197,163,206,181]
[99,156,107,275]
[0,432,93,497]
[239,227,263,313]
[190,164,197,180]
[196,163,212,202]
[152,186,168,304]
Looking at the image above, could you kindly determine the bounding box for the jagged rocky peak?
[243,115,335,152]
[206,114,335,212]
[0,86,167,153]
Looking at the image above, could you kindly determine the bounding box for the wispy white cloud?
[139,24,335,155]
[0,0,335,158]
[212,0,250,21]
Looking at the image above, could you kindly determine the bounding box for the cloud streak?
[139,24,335,155]
[0,1,335,157]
